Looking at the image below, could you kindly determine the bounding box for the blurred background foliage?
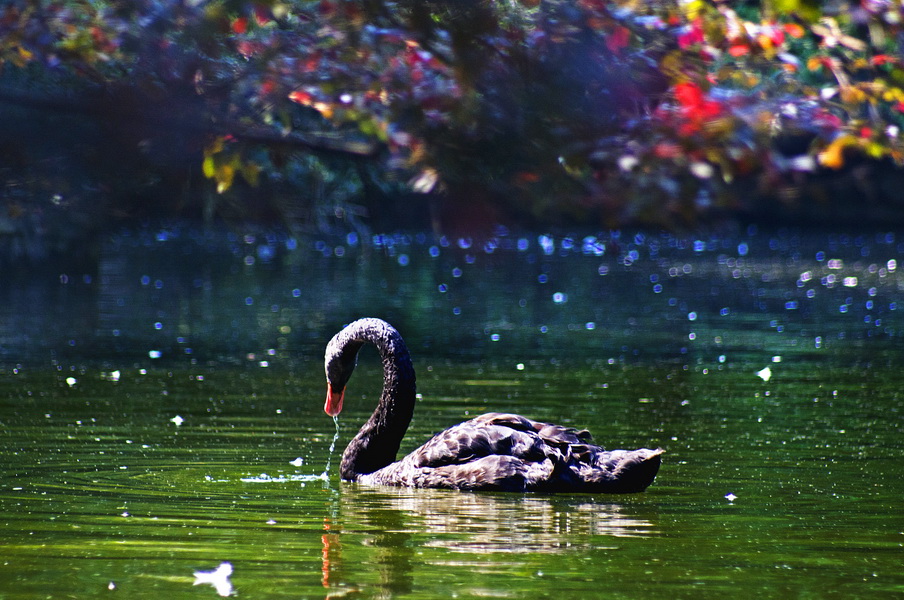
[2,0,904,258]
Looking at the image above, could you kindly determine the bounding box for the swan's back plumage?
[325,318,662,493]
[359,412,663,492]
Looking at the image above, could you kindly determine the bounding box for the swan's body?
[324,318,662,492]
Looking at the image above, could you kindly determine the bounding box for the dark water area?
[1,225,902,598]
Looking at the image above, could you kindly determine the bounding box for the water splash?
[240,416,340,486]
[321,415,341,478]
[240,473,326,484]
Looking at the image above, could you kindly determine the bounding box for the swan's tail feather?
[597,447,664,493]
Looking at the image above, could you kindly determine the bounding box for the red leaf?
[289,90,312,105]
[871,54,897,66]
[605,26,631,53]
[674,82,705,108]
[678,20,704,49]
[653,143,682,158]
[232,17,248,35]
[253,5,271,26]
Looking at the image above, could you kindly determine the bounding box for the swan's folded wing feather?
[409,419,555,468]
[365,455,556,491]
[472,412,594,444]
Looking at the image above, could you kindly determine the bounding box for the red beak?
[324,384,345,417]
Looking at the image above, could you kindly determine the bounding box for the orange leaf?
[783,23,805,39]
[806,56,828,71]
[818,136,857,170]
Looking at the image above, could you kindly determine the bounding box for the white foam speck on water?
[193,562,233,597]
[240,473,327,483]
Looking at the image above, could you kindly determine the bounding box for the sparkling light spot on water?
[539,235,554,255]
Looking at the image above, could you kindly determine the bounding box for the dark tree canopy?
[2,0,904,239]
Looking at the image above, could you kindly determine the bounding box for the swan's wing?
[364,454,556,491]
[370,412,662,492]
[471,412,594,445]
[407,414,562,469]
[463,413,663,492]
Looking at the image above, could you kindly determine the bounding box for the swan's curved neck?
[335,320,416,480]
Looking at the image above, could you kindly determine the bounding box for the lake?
[1,225,902,598]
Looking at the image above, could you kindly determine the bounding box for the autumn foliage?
[2,0,904,230]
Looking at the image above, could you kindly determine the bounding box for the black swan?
[324,318,663,492]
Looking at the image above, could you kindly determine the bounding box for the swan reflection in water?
[320,485,658,596]
[341,485,657,551]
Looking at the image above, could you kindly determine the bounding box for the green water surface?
[0,228,902,598]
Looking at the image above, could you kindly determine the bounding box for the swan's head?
[324,335,363,417]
